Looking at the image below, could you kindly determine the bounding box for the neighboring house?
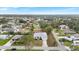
[2,27,18,33]
[73,40,79,46]
[59,24,69,30]
[64,34,79,41]
[64,36,72,41]
[64,34,79,46]
[59,25,76,34]
[0,35,11,40]
[73,34,79,39]
[64,29,76,34]
[13,26,20,32]
[1,24,21,33]
[7,21,15,25]
[71,34,79,46]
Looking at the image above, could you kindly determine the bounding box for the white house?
[73,40,79,46]
[34,32,48,40]
[59,25,69,30]
[63,34,79,46]
[72,34,79,46]
[64,36,72,41]
[0,35,12,40]
[34,32,48,50]
[64,34,79,41]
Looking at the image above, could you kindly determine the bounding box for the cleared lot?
[47,33,57,47]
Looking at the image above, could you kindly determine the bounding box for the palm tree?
[22,35,34,50]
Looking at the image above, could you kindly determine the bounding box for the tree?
[19,19,26,23]
[0,18,8,24]
[45,26,53,34]
[39,20,48,29]
[38,20,53,34]
[22,35,34,50]
[63,18,79,33]
[31,24,34,31]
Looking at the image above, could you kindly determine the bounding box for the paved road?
[7,46,63,51]
[0,35,23,51]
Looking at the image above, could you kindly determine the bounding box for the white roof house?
[34,32,48,40]
[71,34,79,46]
[34,32,48,50]
[59,25,69,30]
[59,25,76,34]
[64,29,76,34]
[64,34,79,41]
[73,40,79,46]
[64,34,79,46]
[64,36,72,41]
[73,34,79,39]
[0,35,12,40]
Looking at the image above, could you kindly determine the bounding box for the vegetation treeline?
[50,18,79,33]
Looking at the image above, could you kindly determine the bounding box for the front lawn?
[64,40,72,46]
[59,39,79,51]
[73,46,79,51]
[59,39,72,46]
[0,39,10,46]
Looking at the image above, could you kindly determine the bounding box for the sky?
[0,7,79,14]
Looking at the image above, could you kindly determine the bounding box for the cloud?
[0,8,9,11]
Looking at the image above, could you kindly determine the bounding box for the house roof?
[34,32,48,40]
[64,29,76,34]
[0,35,9,39]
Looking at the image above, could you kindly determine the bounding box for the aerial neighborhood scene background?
[0,7,79,51]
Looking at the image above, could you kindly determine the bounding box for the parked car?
[11,48,16,51]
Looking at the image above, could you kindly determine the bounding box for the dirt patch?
[47,33,57,47]
[34,40,42,46]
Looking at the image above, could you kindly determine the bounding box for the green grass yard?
[0,39,10,46]
[73,46,79,51]
[64,41,72,46]
[59,39,72,46]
